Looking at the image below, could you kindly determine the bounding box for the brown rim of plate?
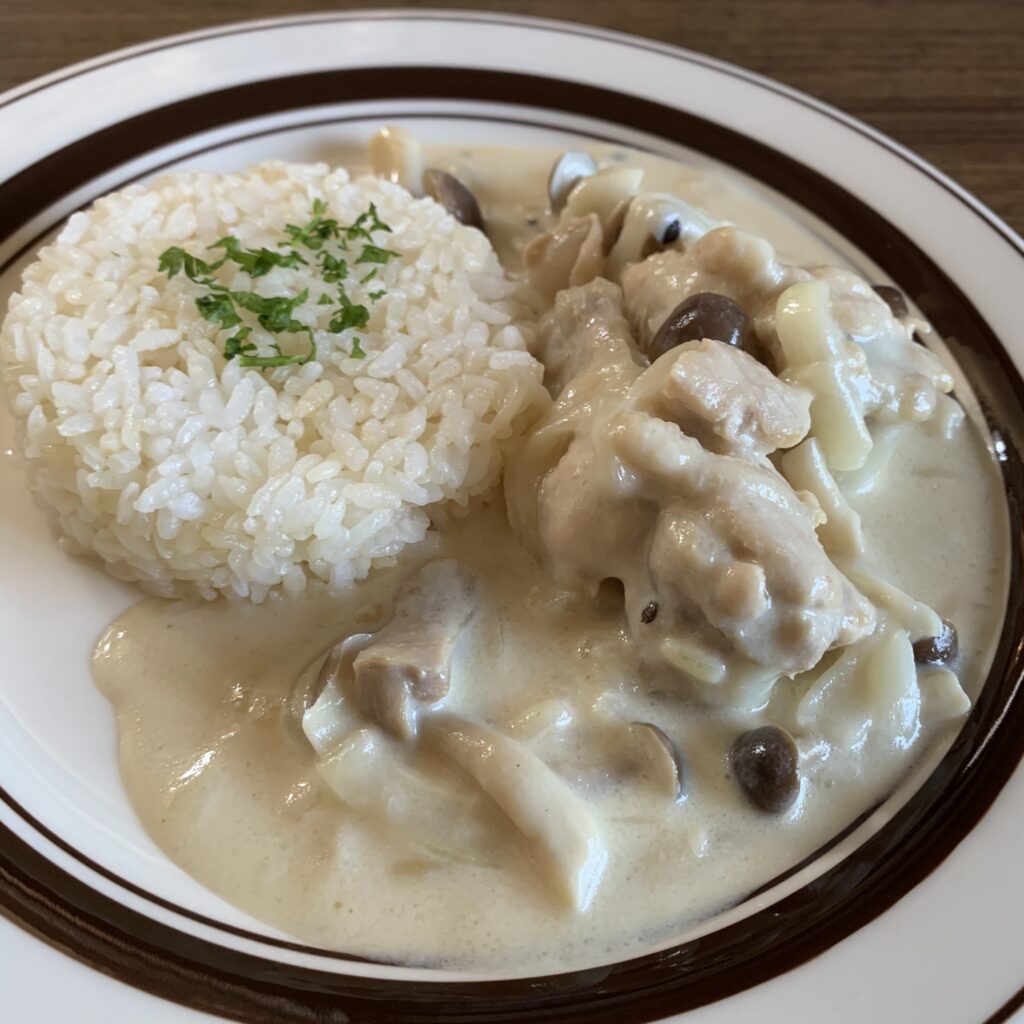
[0,52,1022,1024]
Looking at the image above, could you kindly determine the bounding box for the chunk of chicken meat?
[506,281,876,688]
[342,559,476,740]
[529,274,643,397]
[610,413,875,671]
[620,225,952,426]
[623,226,803,350]
[632,337,812,460]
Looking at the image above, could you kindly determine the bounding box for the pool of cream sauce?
[92,144,1009,972]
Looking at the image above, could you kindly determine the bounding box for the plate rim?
[0,10,1022,1024]
[0,8,1021,256]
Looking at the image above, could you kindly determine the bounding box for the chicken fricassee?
[92,131,1007,969]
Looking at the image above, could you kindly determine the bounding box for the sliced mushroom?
[563,166,644,226]
[606,194,718,279]
[631,721,686,802]
[423,168,484,230]
[300,632,374,756]
[368,125,424,193]
[548,150,598,211]
[602,197,632,252]
[523,213,605,303]
[350,559,477,740]
[423,714,607,912]
[311,726,500,860]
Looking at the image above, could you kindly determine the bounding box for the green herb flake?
[223,326,255,359]
[196,292,241,329]
[318,252,349,283]
[232,288,309,334]
[158,247,186,278]
[159,201,393,373]
[344,203,393,244]
[210,236,307,277]
[328,292,370,334]
[355,244,400,266]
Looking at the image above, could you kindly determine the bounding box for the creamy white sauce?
[92,143,1009,972]
[429,142,843,273]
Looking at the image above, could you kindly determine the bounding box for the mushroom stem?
[422,714,608,912]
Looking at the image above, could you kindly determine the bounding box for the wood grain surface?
[1,0,1021,232]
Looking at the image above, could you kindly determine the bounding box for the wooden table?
[2,0,1021,233]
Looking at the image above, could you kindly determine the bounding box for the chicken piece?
[609,414,875,670]
[507,280,876,689]
[634,338,812,459]
[532,275,642,398]
[622,226,807,354]
[620,225,952,428]
[507,280,645,551]
[348,559,477,740]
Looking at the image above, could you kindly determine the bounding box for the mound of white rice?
[0,162,546,600]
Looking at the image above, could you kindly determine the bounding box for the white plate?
[0,11,1022,1023]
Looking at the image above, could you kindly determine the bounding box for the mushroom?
[368,125,425,194]
[562,165,644,226]
[730,725,800,813]
[872,283,909,319]
[523,213,605,302]
[349,559,477,740]
[912,618,958,665]
[423,714,608,912]
[646,292,752,360]
[423,168,484,230]
[547,150,598,211]
[606,194,718,279]
[300,632,374,756]
[631,721,686,802]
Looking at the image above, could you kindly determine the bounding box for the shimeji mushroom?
[630,721,687,803]
[423,714,608,912]
[348,559,477,740]
[547,150,598,211]
[423,169,484,230]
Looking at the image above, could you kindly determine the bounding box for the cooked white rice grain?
[0,161,546,600]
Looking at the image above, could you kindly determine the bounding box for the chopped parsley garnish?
[195,292,241,329]
[318,251,349,283]
[328,291,370,334]
[355,244,399,266]
[210,236,307,276]
[158,199,395,368]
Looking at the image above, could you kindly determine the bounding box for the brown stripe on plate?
[1,64,1023,1024]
